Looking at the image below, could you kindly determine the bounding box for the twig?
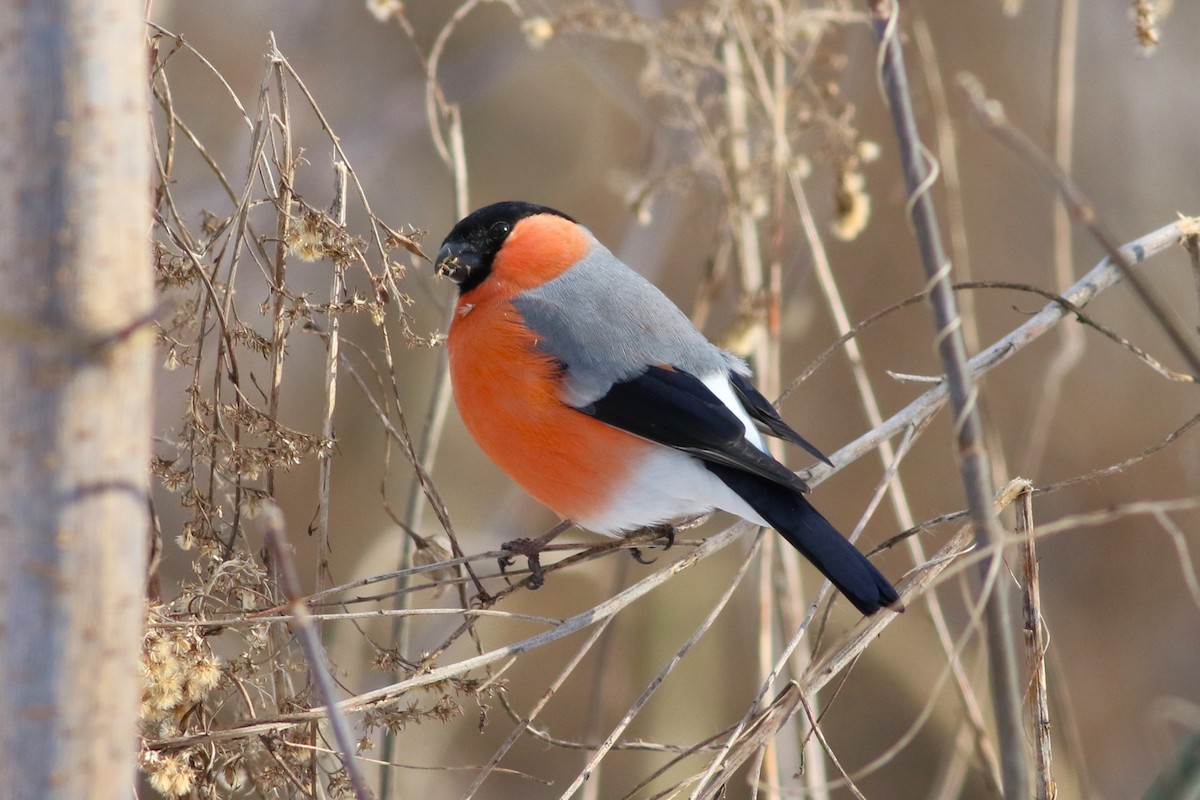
[868,7,1028,792]
[424,0,519,216]
[794,159,1004,792]
[929,723,979,800]
[149,521,758,748]
[805,478,1028,695]
[1017,485,1056,800]
[561,530,765,800]
[147,606,563,630]
[684,686,803,800]
[386,24,481,795]
[958,72,1200,378]
[260,503,374,800]
[876,411,1200,554]
[265,32,294,505]
[338,346,487,597]
[965,281,1191,383]
[912,17,978,353]
[719,12,792,791]
[314,160,348,594]
[800,697,867,800]
[1183,218,1200,336]
[462,618,615,799]
[1021,0,1083,475]
[806,220,1188,489]
[1153,510,1200,613]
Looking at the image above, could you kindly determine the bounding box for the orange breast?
[448,295,648,524]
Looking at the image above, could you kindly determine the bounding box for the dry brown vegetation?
[139,1,1198,798]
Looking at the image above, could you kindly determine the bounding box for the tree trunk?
[0,2,151,798]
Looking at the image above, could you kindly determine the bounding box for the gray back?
[513,230,745,407]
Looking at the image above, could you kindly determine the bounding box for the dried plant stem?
[396,0,477,607]
[1022,0,1083,474]
[691,494,972,800]
[1183,220,1200,333]
[401,347,455,536]
[693,571,828,795]
[338,352,482,593]
[800,698,867,800]
[805,478,1029,697]
[1016,484,1056,800]
[719,22,772,378]
[424,0,519,217]
[462,618,615,799]
[149,606,562,630]
[929,723,978,800]
[150,521,756,748]
[912,17,978,354]
[578,557,630,800]
[315,161,348,594]
[261,504,373,800]
[720,15,791,795]
[957,73,1200,377]
[868,3,1028,795]
[211,63,275,556]
[688,686,804,800]
[559,531,764,800]
[886,27,1014,772]
[388,11,482,731]
[266,32,293,503]
[1154,510,1200,612]
[805,219,1187,479]
[791,171,1002,786]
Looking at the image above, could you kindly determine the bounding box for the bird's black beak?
[435,241,478,286]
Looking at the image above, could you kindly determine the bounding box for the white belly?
[572,445,770,534]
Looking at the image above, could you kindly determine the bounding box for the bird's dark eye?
[490,221,512,239]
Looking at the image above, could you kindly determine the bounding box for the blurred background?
[146,1,1199,797]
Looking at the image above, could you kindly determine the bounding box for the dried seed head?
[522,17,555,48]
[286,212,326,262]
[366,0,405,23]
[831,169,871,242]
[144,751,196,798]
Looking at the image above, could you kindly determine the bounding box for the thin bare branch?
[261,503,374,800]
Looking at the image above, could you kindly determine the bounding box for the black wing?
[578,366,811,494]
[728,371,834,467]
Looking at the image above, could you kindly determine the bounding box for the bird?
[435,201,901,615]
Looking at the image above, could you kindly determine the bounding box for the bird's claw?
[655,524,676,550]
[627,523,676,564]
[499,537,546,589]
[630,546,656,565]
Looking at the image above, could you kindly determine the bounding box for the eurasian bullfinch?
[436,201,901,616]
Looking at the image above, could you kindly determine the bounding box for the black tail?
[707,464,902,616]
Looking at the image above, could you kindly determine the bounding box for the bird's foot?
[627,523,676,565]
[499,538,547,589]
[498,520,573,590]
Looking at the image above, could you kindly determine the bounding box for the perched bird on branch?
[436,201,901,616]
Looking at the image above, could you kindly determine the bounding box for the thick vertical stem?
[0,2,152,797]
[867,2,1029,796]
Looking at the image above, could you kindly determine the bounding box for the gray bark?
[0,2,151,798]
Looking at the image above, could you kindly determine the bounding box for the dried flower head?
[831,168,871,241]
[139,620,222,724]
[412,536,455,599]
[1132,0,1162,54]
[286,211,326,262]
[366,0,405,23]
[522,17,555,48]
[142,750,196,798]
